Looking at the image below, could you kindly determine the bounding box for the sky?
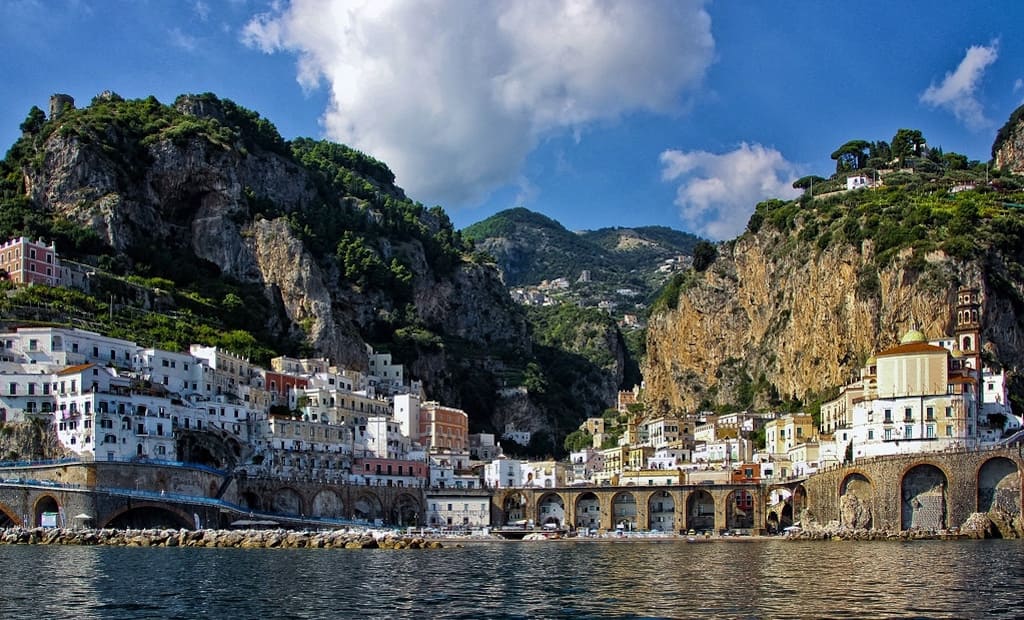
[2,1,1023,241]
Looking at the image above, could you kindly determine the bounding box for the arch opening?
[574,492,600,529]
[391,493,420,527]
[686,490,714,532]
[726,490,754,531]
[353,494,383,523]
[978,457,1021,516]
[612,491,637,531]
[311,489,345,519]
[839,473,874,529]
[33,495,60,528]
[648,490,675,532]
[536,493,565,527]
[501,492,528,526]
[901,464,948,530]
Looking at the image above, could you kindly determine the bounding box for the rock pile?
[0,527,443,550]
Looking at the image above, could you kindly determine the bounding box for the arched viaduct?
[490,483,766,534]
[233,476,424,526]
[791,447,1024,531]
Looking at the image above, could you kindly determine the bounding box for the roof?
[876,342,950,357]
[57,363,95,376]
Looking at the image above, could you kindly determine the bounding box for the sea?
[1,538,1022,619]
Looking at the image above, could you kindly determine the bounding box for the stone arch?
[239,491,263,512]
[311,489,345,518]
[390,493,421,526]
[0,501,20,527]
[33,494,60,528]
[901,463,948,530]
[353,493,383,523]
[977,457,1021,515]
[270,486,304,516]
[792,484,809,520]
[686,490,714,532]
[100,503,194,530]
[612,491,638,530]
[726,490,754,530]
[574,492,601,529]
[501,491,529,525]
[648,489,675,532]
[839,472,874,529]
[536,492,565,527]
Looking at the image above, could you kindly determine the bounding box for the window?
[904,425,913,439]
[926,407,934,421]
[884,428,892,441]
[867,429,874,440]
[904,408,913,422]
[945,406,952,418]
[884,409,892,423]
[926,425,936,438]
[946,425,953,437]
[8,383,16,395]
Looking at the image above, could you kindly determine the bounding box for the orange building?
[419,401,468,451]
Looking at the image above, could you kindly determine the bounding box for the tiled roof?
[876,342,949,357]
[57,363,94,376]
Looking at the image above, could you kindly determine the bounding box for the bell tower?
[954,287,981,371]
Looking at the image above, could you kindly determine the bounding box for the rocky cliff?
[3,92,628,439]
[994,103,1024,174]
[644,188,1024,414]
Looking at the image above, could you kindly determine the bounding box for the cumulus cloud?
[243,0,714,206]
[660,143,801,240]
[920,42,998,130]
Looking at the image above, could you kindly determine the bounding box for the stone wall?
[801,447,1024,531]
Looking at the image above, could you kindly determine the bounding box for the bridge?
[792,446,1024,531]
[3,446,1019,533]
[489,483,766,534]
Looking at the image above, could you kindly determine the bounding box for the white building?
[484,458,524,488]
[0,326,138,370]
[425,491,491,528]
[0,362,57,422]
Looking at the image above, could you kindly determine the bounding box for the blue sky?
[2,1,1022,240]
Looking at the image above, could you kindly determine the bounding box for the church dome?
[900,329,926,344]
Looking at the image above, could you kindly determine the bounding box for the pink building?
[0,237,61,286]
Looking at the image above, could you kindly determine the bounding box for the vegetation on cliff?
[645,123,1024,416]
[0,93,628,443]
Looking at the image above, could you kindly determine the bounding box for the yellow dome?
[866,356,877,365]
[900,329,926,344]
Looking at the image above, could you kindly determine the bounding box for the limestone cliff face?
[643,226,1024,414]
[17,95,533,415]
[994,104,1024,174]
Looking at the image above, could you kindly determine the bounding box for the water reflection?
[1,539,1022,619]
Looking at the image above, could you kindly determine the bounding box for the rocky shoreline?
[784,509,1024,542]
[0,527,444,550]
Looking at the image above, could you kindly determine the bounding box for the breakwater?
[0,527,444,549]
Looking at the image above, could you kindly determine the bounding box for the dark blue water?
[1,539,1022,619]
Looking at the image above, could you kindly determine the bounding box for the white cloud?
[660,143,801,240]
[920,42,998,130]
[168,27,198,52]
[243,0,714,207]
